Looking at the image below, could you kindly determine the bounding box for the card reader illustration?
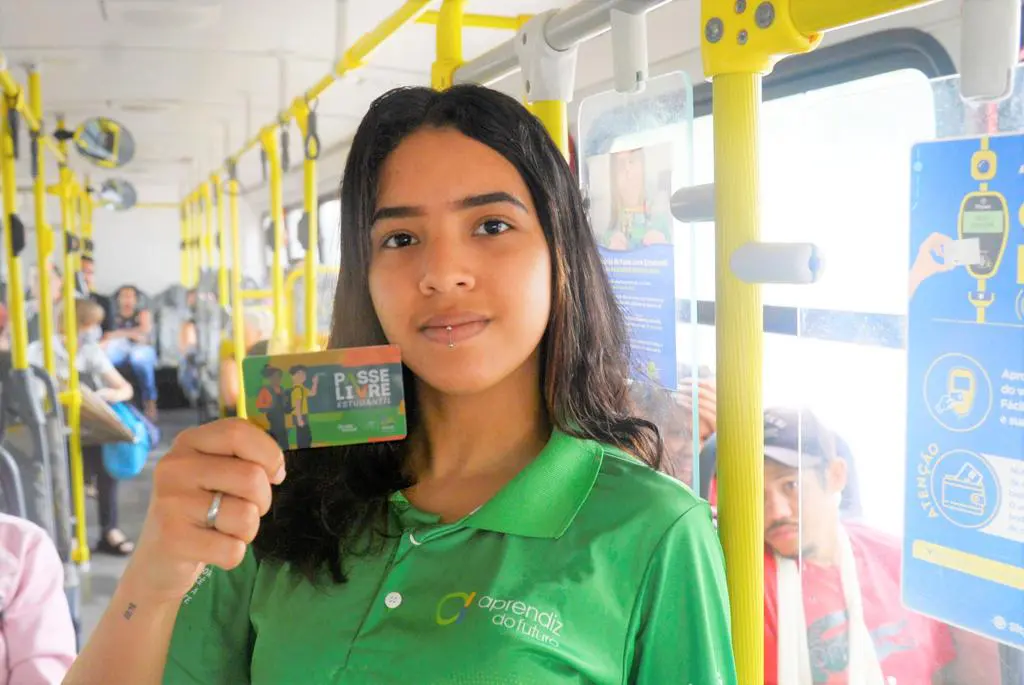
[960,143,1009,324]
[941,463,987,517]
[935,367,977,418]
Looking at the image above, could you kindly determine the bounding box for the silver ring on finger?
[205,491,224,529]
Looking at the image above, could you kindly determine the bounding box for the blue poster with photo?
[587,142,678,389]
[904,132,1024,648]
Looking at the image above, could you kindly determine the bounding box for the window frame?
[682,28,954,349]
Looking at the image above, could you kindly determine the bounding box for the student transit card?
[241,345,406,450]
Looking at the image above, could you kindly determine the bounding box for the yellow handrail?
[419,10,530,31]
[0,94,29,372]
[0,56,66,165]
[431,0,466,91]
[241,289,273,301]
[214,174,229,310]
[261,130,289,353]
[284,265,340,349]
[294,104,320,353]
[47,116,89,566]
[227,174,247,419]
[699,0,935,679]
[201,183,214,277]
[790,0,935,34]
[26,68,56,378]
[134,202,179,209]
[179,204,190,288]
[222,0,431,172]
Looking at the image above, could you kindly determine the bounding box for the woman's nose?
[418,234,475,295]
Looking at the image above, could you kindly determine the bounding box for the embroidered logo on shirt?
[435,591,564,647]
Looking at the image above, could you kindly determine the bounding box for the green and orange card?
[241,345,407,450]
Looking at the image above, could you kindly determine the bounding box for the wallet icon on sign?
[941,463,987,517]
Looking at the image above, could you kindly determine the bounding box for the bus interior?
[0,0,1021,682]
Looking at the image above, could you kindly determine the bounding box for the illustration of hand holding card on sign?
[243,345,407,451]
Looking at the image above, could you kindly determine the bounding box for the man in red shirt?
[762,407,999,684]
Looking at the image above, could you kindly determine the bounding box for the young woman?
[28,298,136,556]
[66,84,736,684]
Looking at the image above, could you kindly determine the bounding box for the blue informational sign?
[904,133,1024,648]
[586,142,678,388]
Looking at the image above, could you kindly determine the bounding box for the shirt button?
[384,592,403,609]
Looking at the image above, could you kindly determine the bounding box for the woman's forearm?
[64,578,180,685]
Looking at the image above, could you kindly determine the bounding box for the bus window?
[678,65,1011,683]
[285,207,305,264]
[318,198,341,267]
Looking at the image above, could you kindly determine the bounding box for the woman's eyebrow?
[454,192,528,212]
[372,191,528,224]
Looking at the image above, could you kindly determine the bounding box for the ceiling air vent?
[99,0,222,30]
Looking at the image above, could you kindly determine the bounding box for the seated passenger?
[0,513,77,684]
[79,256,114,333]
[761,407,999,685]
[102,286,158,420]
[218,308,274,416]
[28,299,136,557]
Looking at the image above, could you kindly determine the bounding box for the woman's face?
[612,149,645,208]
[368,128,552,396]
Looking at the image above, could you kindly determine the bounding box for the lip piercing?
[447,325,455,349]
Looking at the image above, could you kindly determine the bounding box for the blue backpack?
[102,403,160,480]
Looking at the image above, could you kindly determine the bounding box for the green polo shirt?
[163,430,736,684]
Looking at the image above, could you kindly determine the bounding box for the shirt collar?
[389,430,606,539]
[465,429,604,539]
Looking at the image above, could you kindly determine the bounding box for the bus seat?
[154,289,190,369]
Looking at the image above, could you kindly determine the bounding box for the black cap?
[763,407,836,469]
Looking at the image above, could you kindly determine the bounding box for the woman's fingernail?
[272,464,287,484]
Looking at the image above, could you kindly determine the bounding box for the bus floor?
[78,408,197,643]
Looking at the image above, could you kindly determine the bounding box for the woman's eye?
[474,219,511,236]
[382,232,418,249]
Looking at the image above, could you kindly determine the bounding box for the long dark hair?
[254,84,662,583]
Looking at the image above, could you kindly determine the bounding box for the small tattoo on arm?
[123,603,137,620]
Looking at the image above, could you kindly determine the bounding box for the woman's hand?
[909,231,956,298]
[120,419,285,605]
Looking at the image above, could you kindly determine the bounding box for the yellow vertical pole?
[508,14,568,159]
[191,192,201,288]
[184,194,193,287]
[201,182,214,282]
[179,202,189,287]
[431,0,466,90]
[184,193,194,288]
[261,130,288,352]
[63,176,85,565]
[49,115,88,565]
[0,95,30,371]
[295,103,320,352]
[531,100,568,158]
[227,170,247,418]
[214,175,229,309]
[72,188,84,274]
[81,176,94,257]
[712,75,764,683]
[27,68,56,376]
[700,2,819,680]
